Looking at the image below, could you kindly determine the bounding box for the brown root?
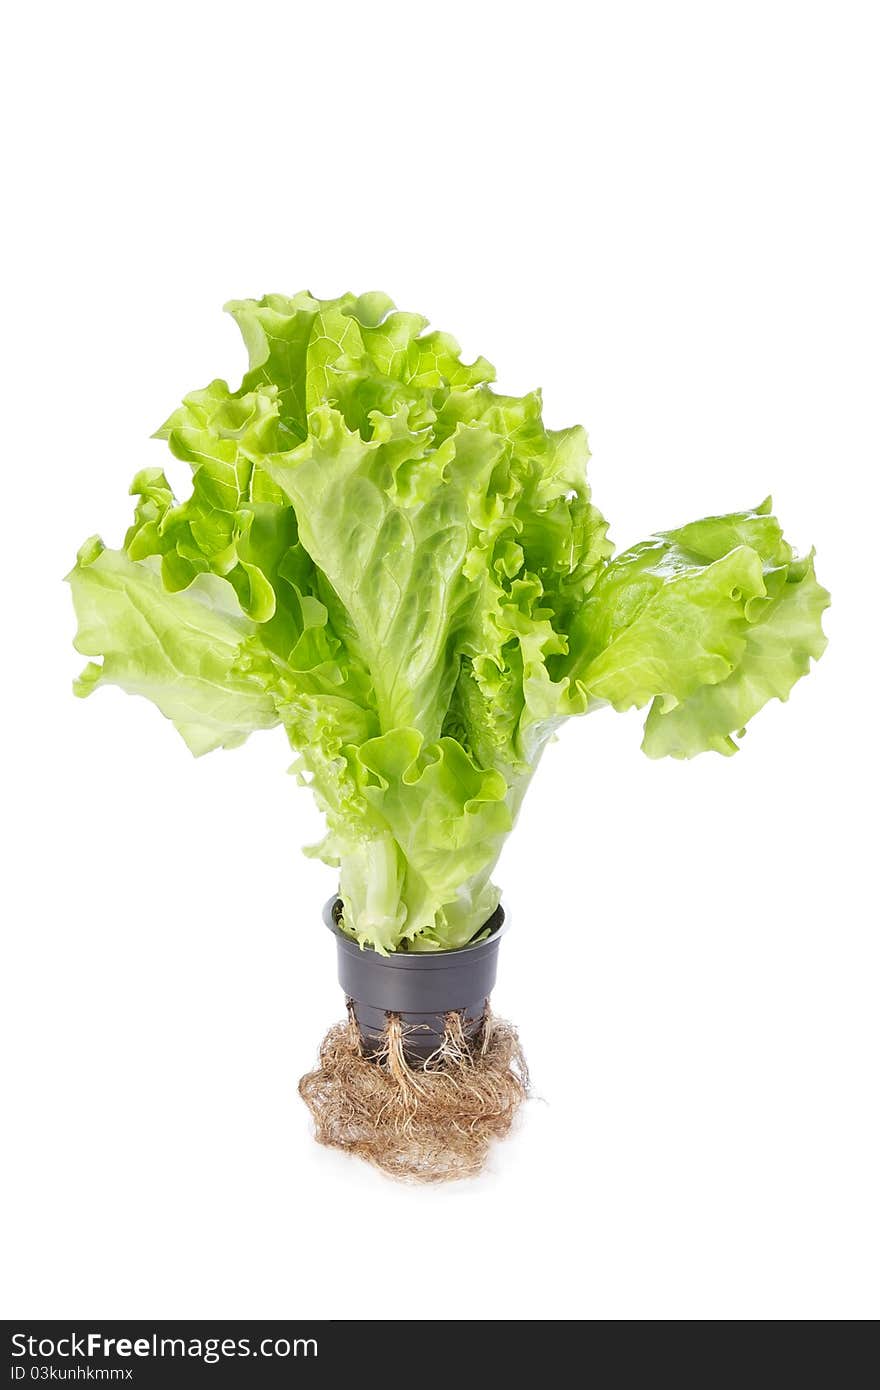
[298,1007,529,1182]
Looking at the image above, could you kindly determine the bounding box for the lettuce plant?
[68,293,829,952]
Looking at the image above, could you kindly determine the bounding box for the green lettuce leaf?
[68,537,278,755]
[563,499,830,756]
[641,550,829,758]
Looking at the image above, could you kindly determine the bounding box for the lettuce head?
[68,292,829,951]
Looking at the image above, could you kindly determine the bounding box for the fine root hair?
[298,1005,529,1182]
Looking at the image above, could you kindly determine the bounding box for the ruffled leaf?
[67,541,278,755]
[566,501,829,754]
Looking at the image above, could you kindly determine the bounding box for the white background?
[3,1,878,1321]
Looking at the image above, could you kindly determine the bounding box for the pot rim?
[323,895,507,969]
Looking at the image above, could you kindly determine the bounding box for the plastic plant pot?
[324,897,507,1060]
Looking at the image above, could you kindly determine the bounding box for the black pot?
[324,897,507,1060]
